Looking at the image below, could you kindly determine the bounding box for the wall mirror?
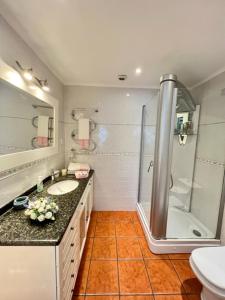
[0,59,58,173]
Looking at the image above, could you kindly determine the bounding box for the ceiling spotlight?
[135,68,142,75]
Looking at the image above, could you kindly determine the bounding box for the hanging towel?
[37,116,49,147]
[78,118,89,149]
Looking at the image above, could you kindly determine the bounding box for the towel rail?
[31,116,54,148]
[71,118,97,152]
[71,108,98,121]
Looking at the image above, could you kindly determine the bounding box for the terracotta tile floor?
[73,211,202,300]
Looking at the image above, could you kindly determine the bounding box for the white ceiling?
[1,0,225,88]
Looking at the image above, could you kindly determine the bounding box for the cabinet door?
[0,246,56,300]
[57,204,82,300]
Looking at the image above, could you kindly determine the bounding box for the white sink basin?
[47,180,79,195]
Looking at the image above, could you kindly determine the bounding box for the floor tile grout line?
[170,258,188,295]
[142,253,155,295]
[84,218,97,296]
[115,231,121,296]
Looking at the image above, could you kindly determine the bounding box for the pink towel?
[79,139,90,149]
[37,137,48,147]
[75,169,89,179]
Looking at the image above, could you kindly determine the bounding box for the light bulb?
[29,85,38,90]
[126,93,130,97]
[23,70,33,81]
[135,68,142,75]
[42,85,50,92]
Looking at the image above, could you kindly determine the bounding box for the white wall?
[0,16,65,208]
[191,72,225,238]
[64,85,158,211]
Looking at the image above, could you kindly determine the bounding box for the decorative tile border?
[0,154,58,182]
[0,144,30,155]
[70,150,140,157]
[196,156,225,167]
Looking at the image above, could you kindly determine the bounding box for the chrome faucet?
[51,169,55,182]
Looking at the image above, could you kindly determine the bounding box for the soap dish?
[13,196,29,210]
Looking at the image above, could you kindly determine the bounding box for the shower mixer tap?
[169,174,174,190]
[147,160,154,173]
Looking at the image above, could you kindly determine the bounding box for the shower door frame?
[137,105,146,204]
[137,73,222,253]
[150,74,177,239]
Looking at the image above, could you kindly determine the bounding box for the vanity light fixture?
[135,67,142,75]
[16,61,33,81]
[15,60,50,92]
[34,77,50,92]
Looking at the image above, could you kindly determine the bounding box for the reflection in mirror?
[0,79,54,156]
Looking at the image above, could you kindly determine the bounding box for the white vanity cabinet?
[0,176,94,300]
[56,176,94,300]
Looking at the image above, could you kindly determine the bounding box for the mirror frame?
[0,58,59,173]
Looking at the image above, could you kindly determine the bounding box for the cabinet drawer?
[64,275,76,300]
[63,260,78,300]
[62,231,80,283]
[60,214,80,260]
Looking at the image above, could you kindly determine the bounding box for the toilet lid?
[192,246,225,290]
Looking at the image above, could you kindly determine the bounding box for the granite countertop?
[0,170,94,246]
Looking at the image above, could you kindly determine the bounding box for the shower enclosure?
[137,74,225,253]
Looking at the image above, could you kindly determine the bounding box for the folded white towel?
[68,162,90,174]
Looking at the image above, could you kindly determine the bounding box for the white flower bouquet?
[25,197,59,222]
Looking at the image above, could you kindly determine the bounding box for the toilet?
[190,246,225,300]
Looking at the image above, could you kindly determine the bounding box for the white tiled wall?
[64,86,158,210]
[0,16,65,208]
[191,72,225,238]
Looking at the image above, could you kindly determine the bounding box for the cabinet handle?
[71,259,74,263]
[71,274,75,278]
[70,227,74,230]
[71,243,74,247]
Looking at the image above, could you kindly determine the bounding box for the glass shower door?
[166,84,225,239]
[138,105,155,225]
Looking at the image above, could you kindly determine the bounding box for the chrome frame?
[137,105,146,203]
[216,170,225,239]
[150,74,177,239]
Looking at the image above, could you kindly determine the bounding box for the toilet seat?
[190,246,225,299]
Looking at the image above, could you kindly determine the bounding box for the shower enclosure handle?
[148,161,154,173]
[169,174,173,190]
